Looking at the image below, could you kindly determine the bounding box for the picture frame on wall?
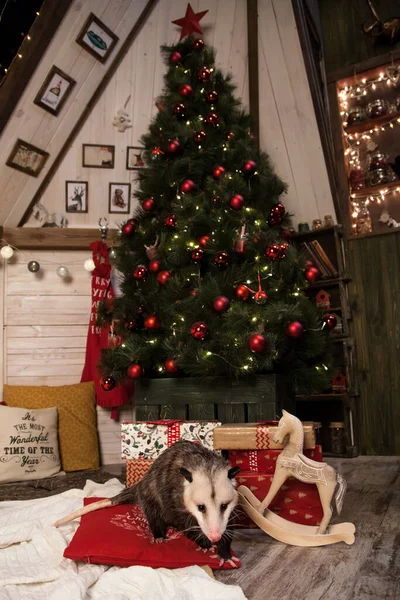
[126,146,147,170]
[65,181,88,213]
[82,144,115,168]
[33,66,76,116]
[109,182,131,214]
[6,139,49,177]
[76,13,119,63]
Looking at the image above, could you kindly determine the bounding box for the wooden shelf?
[290,225,342,239]
[351,179,400,199]
[308,276,350,288]
[344,110,400,135]
[0,227,119,250]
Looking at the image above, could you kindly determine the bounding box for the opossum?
[55,440,240,564]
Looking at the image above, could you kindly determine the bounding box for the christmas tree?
[99,19,333,394]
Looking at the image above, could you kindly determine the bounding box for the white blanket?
[0,478,247,600]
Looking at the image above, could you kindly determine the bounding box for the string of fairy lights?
[338,63,400,230]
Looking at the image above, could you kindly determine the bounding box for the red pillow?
[64,498,240,570]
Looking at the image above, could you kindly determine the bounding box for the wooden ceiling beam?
[1,227,118,250]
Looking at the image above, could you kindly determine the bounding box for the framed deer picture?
[65,181,88,213]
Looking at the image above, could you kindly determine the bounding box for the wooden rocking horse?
[238,410,356,546]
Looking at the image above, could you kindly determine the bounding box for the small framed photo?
[82,144,115,168]
[76,12,119,63]
[126,146,147,170]
[6,139,49,177]
[34,66,76,116]
[109,183,131,214]
[65,181,88,213]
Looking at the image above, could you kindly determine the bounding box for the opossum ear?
[180,467,193,482]
[228,466,240,479]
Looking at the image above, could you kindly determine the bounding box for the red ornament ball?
[213,251,229,269]
[151,147,164,160]
[205,112,219,127]
[173,103,186,118]
[148,260,160,273]
[248,333,267,354]
[180,179,196,194]
[144,315,160,330]
[189,289,198,297]
[193,130,206,144]
[271,202,286,216]
[324,314,337,329]
[169,51,182,64]
[254,290,268,305]
[190,321,208,341]
[242,160,257,175]
[100,376,116,391]
[191,248,205,263]
[133,265,148,280]
[236,284,250,301]
[285,321,304,339]
[167,139,181,154]
[141,197,154,211]
[198,67,211,82]
[212,296,230,313]
[157,270,171,285]
[125,320,138,332]
[226,131,235,141]
[267,213,283,227]
[127,363,142,379]
[165,214,177,229]
[164,358,179,373]
[180,84,193,98]
[199,235,210,247]
[212,165,225,179]
[305,266,321,283]
[193,39,205,51]
[229,194,244,210]
[265,243,287,261]
[205,90,218,103]
[121,219,137,237]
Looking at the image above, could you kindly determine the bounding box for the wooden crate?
[134,374,294,423]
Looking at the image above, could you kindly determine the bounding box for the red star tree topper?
[172,3,208,40]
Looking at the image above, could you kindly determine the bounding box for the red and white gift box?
[126,458,155,487]
[229,445,323,474]
[213,421,316,450]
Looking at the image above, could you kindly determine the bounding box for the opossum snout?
[208,531,222,543]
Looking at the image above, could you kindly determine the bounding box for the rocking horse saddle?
[298,453,328,469]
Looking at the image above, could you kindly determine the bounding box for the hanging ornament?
[204,112,219,126]
[229,194,244,210]
[100,376,116,391]
[149,260,160,273]
[248,333,266,354]
[285,321,304,339]
[56,266,69,278]
[172,4,208,40]
[83,258,95,272]
[169,51,182,65]
[193,38,205,51]
[213,251,229,269]
[167,139,181,154]
[267,213,283,227]
[190,321,208,340]
[271,202,286,217]
[305,266,321,283]
[265,243,287,261]
[234,224,248,254]
[173,103,186,119]
[191,248,205,263]
[122,219,137,237]
[199,235,210,247]
[213,195,220,203]
[254,290,268,305]
[133,265,148,280]
[141,197,155,212]
[242,160,257,175]
[226,131,234,141]
[125,319,138,332]
[323,314,337,329]
[165,214,177,229]
[27,260,40,273]
[198,67,211,82]
[212,296,230,313]
[180,179,196,193]
[205,90,218,103]
[235,284,251,301]
[157,270,171,285]
[165,358,179,373]
[145,235,159,260]
[193,130,206,144]
[151,147,164,161]
[144,315,160,329]
[127,363,142,379]
[0,245,14,259]
[212,165,225,179]
[180,84,193,97]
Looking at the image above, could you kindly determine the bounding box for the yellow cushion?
[4,382,99,472]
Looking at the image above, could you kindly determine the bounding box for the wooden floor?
[216,457,400,600]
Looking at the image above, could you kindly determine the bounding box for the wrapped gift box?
[126,458,155,487]
[121,420,221,460]
[235,472,323,527]
[229,445,323,473]
[213,421,315,450]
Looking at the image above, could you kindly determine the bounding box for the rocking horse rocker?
[238,410,356,547]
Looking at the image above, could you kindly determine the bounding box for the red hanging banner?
[81,241,133,419]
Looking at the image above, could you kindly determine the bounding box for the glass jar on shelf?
[349,167,366,191]
[329,422,346,455]
[355,204,373,235]
[367,149,389,171]
[347,105,366,126]
[366,98,389,119]
[366,167,397,187]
